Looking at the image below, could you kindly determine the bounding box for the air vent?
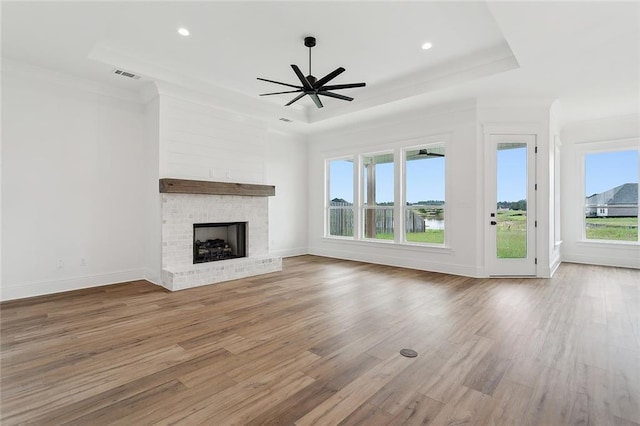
[113,69,141,80]
[279,118,292,123]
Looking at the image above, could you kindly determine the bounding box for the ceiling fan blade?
[257,77,301,90]
[318,91,353,102]
[259,89,303,96]
[285,93,306,106]
[321,82,366,90]
[291,65,314,90]
[314,67,345,88]
[310,93,324,108]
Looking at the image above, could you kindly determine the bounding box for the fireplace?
[193,222,247,264]
[160,179,281,291]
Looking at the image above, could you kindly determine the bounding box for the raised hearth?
[160,179,281,291]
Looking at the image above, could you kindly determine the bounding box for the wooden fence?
[329,203,426,236]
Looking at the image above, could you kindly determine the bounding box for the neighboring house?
[585,183,638,217]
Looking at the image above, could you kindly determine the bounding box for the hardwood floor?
[1,255,639,425]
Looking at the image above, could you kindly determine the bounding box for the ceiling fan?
[257,36,366,108]
[417,149,445,157]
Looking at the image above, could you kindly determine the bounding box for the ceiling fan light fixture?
[257,36,366,109]
[421,41,433,50]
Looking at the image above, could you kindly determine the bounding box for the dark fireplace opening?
[193,222,247,264]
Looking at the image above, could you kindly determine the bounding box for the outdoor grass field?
[375,230,444,244]
[336,211,639,246]
[376,210,526,252]
[496,210,527,258]
[585,217,638,241]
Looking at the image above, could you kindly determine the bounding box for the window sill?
[577,239,640,248]
[322,236,453,254]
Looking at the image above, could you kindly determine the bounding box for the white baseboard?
[549,255,562,277]
[144,268,162,286]
[308,246,483,278]
[0,269,147,302]
[270,247,309,258]
[561,253,640,269]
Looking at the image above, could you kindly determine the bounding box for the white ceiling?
[2,1,639,132]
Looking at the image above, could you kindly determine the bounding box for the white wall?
[307,99,560,278]
[1,67,310,301]
[307,100,483,277]
[549,100,562,275]
[561,114,640,268]
[1,65,152,300]
[477,100,554,277]
[142,95,162,284]
[266,130,308,257]
[10,60,634,300]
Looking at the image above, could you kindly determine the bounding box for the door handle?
[490,221,497,225]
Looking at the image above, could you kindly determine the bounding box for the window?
[404,145,445,244]
[327,158,354,237]
[324,137,448,247]
[362,152,394,240]
[584,149,639,242]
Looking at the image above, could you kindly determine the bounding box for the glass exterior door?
[487,134,537,276]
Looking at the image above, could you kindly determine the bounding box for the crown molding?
[477,97,557,109]
[563,113,640,129]
[88,43,310,132]
[1,57,149,105]
[309,43,519,124]
[309,98,478,139]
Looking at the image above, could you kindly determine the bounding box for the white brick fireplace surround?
[159,179,282,291]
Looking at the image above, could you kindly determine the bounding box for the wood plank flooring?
[1,255,639,425]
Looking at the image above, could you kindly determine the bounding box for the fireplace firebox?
[193,222,247,264]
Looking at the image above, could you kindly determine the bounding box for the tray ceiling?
[2,1,638,131]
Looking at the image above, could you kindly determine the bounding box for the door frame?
[484,126,539,277]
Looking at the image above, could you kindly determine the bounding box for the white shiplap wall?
[159,94,269,183]
[155,91,310,265]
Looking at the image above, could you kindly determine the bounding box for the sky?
[497,146,527,202]
[585,150,638,196]
[329,157,445,203]
[330,148,639,204]
[329,160,354,202]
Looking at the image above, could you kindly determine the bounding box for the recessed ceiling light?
[421,42,433,50]
[178,27,190,37]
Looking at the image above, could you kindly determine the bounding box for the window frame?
[325,156,356,239]
[323,134,450,249]
[360,150,395,241]
[579,141,639,245]
[401,142,447,246]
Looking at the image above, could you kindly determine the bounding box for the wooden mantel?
[159,178,275,197]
